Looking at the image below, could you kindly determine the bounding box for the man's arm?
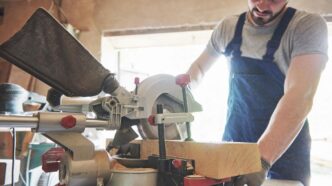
[258,54,327,165]
[186,48,219,88]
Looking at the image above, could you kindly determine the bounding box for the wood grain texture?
[140,140,261,179]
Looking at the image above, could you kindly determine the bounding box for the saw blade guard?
[136,74,202,140]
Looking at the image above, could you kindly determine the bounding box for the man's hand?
[225,158,270,186]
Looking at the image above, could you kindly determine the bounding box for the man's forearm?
[257,89,313,165]
[258,54,326,165]
[186,48,219,89]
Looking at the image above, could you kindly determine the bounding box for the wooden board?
[139,140,261,179]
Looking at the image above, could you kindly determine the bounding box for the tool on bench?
[0,7,279,186]
[147,104,195,186]
[0,8,202,186]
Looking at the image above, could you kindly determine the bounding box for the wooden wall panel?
[0,0,98,94]
[0,59,10,83]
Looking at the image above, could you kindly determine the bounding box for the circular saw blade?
[137,94,187,140]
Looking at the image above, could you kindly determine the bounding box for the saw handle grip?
[176,74,191,87]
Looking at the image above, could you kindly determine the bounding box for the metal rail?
[0,114,109,129]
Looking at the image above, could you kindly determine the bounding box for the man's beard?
[250,7,285,26]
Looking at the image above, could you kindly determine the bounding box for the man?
[186,0,328,185]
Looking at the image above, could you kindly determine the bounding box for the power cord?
[19,172,27,186]
[10,128,16,186]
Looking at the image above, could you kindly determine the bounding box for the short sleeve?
[292,14,328,60]
[206,21,225,57]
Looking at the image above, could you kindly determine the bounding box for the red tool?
[42,147,65,172]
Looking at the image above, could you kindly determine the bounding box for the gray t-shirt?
[207,8,328,74]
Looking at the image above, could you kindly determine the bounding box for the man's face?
[248,0,288,26]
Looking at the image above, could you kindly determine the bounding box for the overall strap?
[224,12,246,57]
[263,7,297,62]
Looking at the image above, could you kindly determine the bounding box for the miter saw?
[0,8,305,186]
[0,8,202,186]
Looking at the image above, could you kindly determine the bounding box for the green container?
[28,143,55,170]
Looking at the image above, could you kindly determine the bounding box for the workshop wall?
[0,0,98,94]
[95,0,332,31]
[0,1,49,91]
[0,0,331,94]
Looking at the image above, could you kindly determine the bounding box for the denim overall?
[222,8,311,186]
